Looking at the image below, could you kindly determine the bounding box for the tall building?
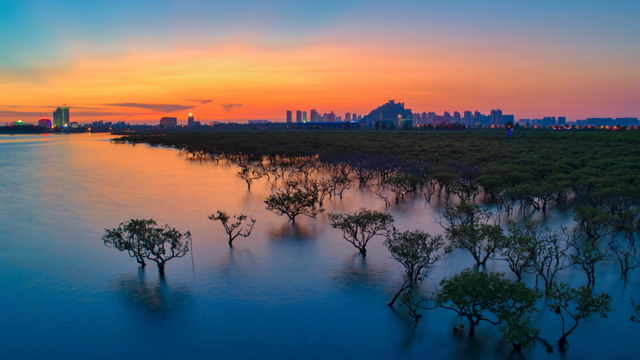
[352,113,357,121]
[52,106,70,127]
[490,109,503,125]
[310,109,318,122]
[286,110,292,123]
[464,111,473,126]
[296,110,302,123]
[188,113,195,127]
[453,111,461,124]
[303,111,307,122]
[345,113,351,121]
[558,116,566,126]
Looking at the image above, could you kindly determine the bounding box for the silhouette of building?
[558,116,566,126]
[490,109,503,125]
[286,110,292,123]
[352,113,357,121]
[502,114,515,125]
[159,117,178,128]
[188,113,195,127]
[463,111,472,126]
[453,111,461,124]
[303,111,307,122]
[310,109,318,122]
[38,118,51,128]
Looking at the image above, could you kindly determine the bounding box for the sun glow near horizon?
[1,0,639,123]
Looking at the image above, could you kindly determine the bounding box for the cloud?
[104,103,196,113]
[221,103,243,112]
[184,99,213,105]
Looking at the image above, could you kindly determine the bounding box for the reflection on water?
[332,254,390,290]
[0,134,638,360]
[113,269,190,314]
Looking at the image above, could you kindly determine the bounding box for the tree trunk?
[467,316,476,337]
[157,262,165,274]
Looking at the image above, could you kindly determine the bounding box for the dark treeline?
[114,129,640,215]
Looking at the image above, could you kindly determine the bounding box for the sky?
[1,0,639,123]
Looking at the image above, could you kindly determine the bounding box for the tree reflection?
[267,221,316,241]
[113,269,189,314]
[332,254,389,290]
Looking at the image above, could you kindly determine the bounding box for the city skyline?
[2,1,640,123]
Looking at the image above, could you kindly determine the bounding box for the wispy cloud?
[221,103,243,112]
[104,103,196,113]
[184,99,213,105]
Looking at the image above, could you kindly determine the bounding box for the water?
[0,134,638,359]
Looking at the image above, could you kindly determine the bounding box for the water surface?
[0,134,638,359]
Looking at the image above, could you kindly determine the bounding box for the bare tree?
[526,226,571,293]
[208,210,256,245]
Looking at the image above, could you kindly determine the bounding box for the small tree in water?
[103,219,191,274]
[440,201,503,267]
[384,229,445,306]
[265,181,319,224]
[434,269,541,337]
[547,283,613,349]
[208,210,256,245]
[103,219,154,267]
[329,208,394,256]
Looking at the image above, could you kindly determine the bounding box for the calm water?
[1,134,638,359]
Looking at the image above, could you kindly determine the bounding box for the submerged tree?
[526,225,571,293]
[547,283,613,349]
[440,201,503,267]
[569,235,610,287]
[102,219,154,267]
[631,298,640,323]
[103,219,191,274]
[434,269,542,337]
[208,210,256,245]
[329,208,394,255]
[384,229,445,306]
[264,181,319,224]
[143,223,191,274]
[236,167,263,190]
[499,316,553,354]
[495,220,539,281]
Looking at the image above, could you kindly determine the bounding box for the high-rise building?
[310,109,318,122]
[188,113,195,127]
[558,116,566,126]
[296,110,302,123]
[38,118,52,128]
[352,113,357,121]
[303,111,307,122]
[336,116,342,122]
[52,106,70,127]
[453,111,461,123]
[286,110,292,123]
[490,109,503,125]
[464,111,473,126]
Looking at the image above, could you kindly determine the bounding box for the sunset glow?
[2,0,639,123]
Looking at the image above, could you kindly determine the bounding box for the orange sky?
[2,1,640,123]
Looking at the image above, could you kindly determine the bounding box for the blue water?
[0,134,638,359]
